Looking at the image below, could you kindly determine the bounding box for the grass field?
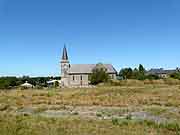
[0,84,180,135]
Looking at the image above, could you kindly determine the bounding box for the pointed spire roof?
[62,45,68,60]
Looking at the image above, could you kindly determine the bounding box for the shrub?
[90,63,110,85]
[126,114,132,120]
[119,64,146,80]
[170,72,180,80]
[96,112,102,117]
[164,122,180,132]
[112,118,119,125]
[54,81,59,88]
[47,90,56,97]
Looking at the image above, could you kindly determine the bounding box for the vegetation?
[119,64,180,81]
[119,64,160,80]
[0,77,20,89]
[0,85,178,108]
[110,78,180,86]
[119,68,133,80]
[170,71,180,80]
[0,85,180,135]
[54,81,59,88]
[90,63,110,85]
[0,114,179,135]
[0,64,179,88]
[0,65,180,134]
[0,76,60,89]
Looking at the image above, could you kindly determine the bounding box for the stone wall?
[69,74,89,86]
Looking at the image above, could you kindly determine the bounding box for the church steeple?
[61,45,70,82]
[62,45,68,61]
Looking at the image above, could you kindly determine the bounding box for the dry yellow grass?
[0,113,179,135]
[0,85,180,135]
[0,85,179,108]
[110,79,180,86]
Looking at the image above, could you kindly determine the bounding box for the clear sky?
[0,0,180,76]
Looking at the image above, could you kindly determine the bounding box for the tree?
[119,65,147,80]
[119,68,133,80]
[132,68,139,79]
[137,64,146,80]
[0,76,61,89]
[170,71,180,80]
[54,81,59,88]
[90,63,109,85]
[139,64,145,74]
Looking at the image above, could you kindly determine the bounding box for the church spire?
[62,45,68,61]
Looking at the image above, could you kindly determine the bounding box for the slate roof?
[69,64,117,74]
[147,68,176,75]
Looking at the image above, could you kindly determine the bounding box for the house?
[147,68,177,78]
[47,80,60,87]
[60,46,117,87]
[21,81,34,89]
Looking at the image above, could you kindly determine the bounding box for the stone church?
[60,46,117,87]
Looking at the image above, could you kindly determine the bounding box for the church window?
[80,75,83,81]
[73,75,75,81]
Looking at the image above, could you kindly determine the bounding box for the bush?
[119,64,147,80]
[170,72,180,80]
[90,63,110,85]
[47,90,56,97]
[54,81,59,88]
[112,118,119,125]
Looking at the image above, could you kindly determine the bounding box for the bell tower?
[61,45,70,86]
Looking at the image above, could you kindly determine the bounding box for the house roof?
[69,64,117,74]
[147,68,176,75]
[47,80,58,84]
[21,81,33,87]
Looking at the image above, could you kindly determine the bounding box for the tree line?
[119,64,180,80]
[0,76,60,89]
[1,64,180,88]
[90,64,180,85]
[119,64,159,80]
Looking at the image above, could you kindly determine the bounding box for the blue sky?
[0,0,180,76]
